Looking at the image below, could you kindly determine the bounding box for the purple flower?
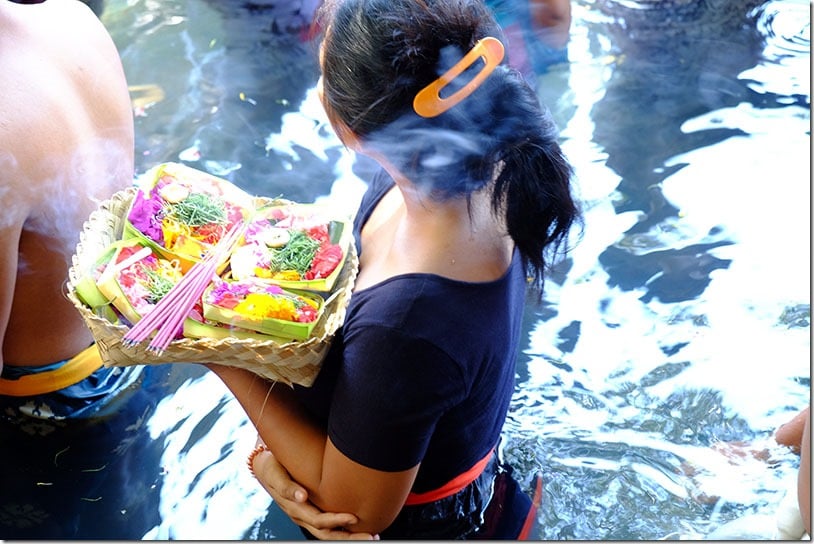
[129,190,165,244]
[265,284,284,295]
[207,279,285,305]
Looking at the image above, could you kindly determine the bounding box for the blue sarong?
[0,344,144,421]
[0,347,203,539]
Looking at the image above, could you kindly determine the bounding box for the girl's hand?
[250,440,379,540]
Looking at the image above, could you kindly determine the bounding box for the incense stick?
[123,221,245,353]
[129,222,243,352]
[145,258,220,353]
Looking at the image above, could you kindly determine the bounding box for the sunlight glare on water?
[142,374,271,540]
[746,0,811,98]
[62,0,811,539]
[497,0,809,539]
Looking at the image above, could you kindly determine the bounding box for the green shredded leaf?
[166,192,227,227]
[269,230,320,276]
[143,266,175,304]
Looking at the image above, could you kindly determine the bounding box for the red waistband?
[404,448,495,506]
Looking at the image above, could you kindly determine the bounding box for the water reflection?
[750,0,811,99]
[0,365,195,539]
[142,372,275,540]
[4,0,807,540]
[590,0,766,305]
[499,0,808,539]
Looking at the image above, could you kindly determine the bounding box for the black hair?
[316,0,581,291]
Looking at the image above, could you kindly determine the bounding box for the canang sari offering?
[67,163,357,386]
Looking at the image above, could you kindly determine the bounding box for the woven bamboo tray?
[66,187,357,387]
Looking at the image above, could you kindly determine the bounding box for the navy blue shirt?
[295,169,525,493]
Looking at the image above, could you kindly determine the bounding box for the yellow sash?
[0,345,104,397]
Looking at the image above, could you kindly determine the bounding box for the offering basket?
[67,186,357,387]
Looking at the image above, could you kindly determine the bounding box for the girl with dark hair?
[207,0,581,539]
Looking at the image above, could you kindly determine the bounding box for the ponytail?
[493,134,579,292]
[484,67,580,292]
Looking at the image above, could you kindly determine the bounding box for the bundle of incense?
[122,220,245,354]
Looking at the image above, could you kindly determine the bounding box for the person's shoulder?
[28,0,113,52]
[3,0,99,29]
[46,0,99,21]
[0,0,111,58]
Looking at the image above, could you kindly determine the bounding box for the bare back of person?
[0,0,134,370]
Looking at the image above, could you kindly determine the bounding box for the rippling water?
[6,0,808,539]
[507,0,810,539]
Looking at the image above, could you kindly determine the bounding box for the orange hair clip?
[413,37,505,118]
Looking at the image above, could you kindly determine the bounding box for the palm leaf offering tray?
[67,163,357,386]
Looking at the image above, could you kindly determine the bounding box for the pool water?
[3,0,809,539]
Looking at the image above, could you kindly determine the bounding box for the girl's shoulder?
[349,256,524,332]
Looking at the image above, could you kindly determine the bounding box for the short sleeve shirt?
[294,168,526,493]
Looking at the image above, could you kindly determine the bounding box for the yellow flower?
[272,270,301,281]
[161,217,190,251]
[156,259,183,283]
[234,293,298,321]
[252,268,300,280]
[254,267,273,279]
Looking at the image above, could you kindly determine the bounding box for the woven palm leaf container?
[66,187,357,387]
